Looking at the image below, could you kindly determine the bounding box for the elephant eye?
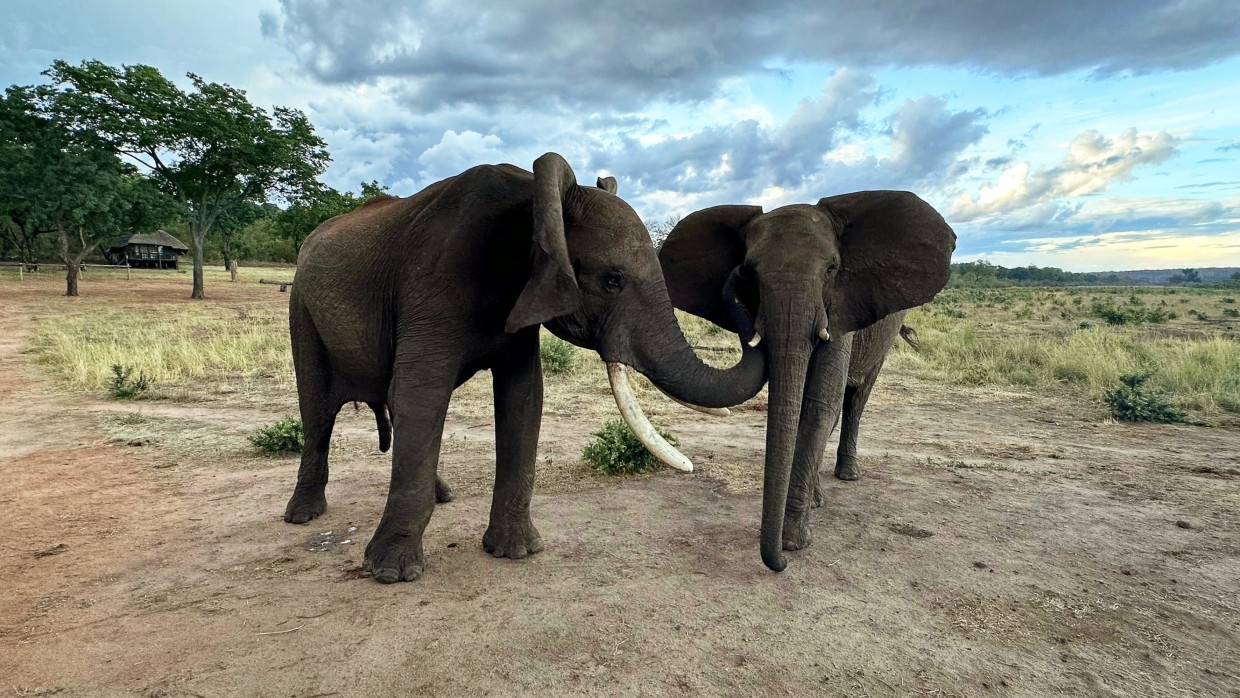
[603,270,624,293]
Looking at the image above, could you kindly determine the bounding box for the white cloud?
[950,128,1178,222]
[416,130,506,181]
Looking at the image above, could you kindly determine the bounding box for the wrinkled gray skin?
[659,192,955,572]
[285,153,766,584]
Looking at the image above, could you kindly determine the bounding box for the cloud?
[589,71,988,215]
[262,0,1240,113]
[949,128,1179,223]
[417,129,506,181]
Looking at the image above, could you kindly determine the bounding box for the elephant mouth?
[605,363,727,472]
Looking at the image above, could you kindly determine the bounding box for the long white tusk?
[654,384,731,417]
[818,327,830,341]
[747,332,762,347]
[606,363,694,472]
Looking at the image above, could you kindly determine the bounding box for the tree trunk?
[191,229,206,299]
[221,237,232,271]
[65,264,79,296]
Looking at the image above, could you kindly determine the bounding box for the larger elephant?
[659,192,955,572]
[284,153,765,584]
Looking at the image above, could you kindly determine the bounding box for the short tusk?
[818,327,830,341]
[747,332,762,347]
[654,384,731,417]
[606,363,693,472]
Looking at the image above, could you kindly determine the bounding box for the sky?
[2,1,1238,271]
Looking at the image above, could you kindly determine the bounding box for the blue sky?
[3,0,1238,271]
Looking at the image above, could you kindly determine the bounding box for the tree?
[271,180,389,255]
[1168,268,1201,284]
[0,85,177,295]
[645,213,681,250]
[42,60,329,299]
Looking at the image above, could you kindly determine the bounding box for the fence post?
[126,263,131,281]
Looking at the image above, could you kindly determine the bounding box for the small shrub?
[1223,308,1239,318]
[540,336,578,375]
[109,364,151,399]
[250,416,305,454]
[1104,373,1187,423]
[1222,297,1236,304]
[1077,321,1093,330]
[582,419,677,475]
[704,322,725,335]
[1189,309,1209,321]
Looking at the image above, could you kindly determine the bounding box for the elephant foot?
[782,509,813,551]
[283,487,326,524]
[364,530,425,584]
[835,455,862,481]
[435,476,455,504]
[482,517,544,560]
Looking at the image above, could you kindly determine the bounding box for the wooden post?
[229,259,238,282]
[126,263,131,281]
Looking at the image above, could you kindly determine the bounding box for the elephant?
[658,191,955,572]
[284,153,766,583]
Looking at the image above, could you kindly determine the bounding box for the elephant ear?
[819,190,956,334]
[657,205,763,332]
[596,176,618,194]
[505,153,583,333]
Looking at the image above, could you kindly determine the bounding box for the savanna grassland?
[2,266,1238,697]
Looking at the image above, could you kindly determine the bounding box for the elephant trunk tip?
[761,546,787,573]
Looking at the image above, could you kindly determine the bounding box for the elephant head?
[658,191,956,570]
[507,154,767,469]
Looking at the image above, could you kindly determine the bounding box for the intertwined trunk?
[57,226,95,298]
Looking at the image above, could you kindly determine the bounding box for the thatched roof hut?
[105,230,190,269]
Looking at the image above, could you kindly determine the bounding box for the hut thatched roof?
[107,230,190,252]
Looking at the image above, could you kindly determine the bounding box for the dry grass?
[29,304,294,395]
[890,286,1240,422]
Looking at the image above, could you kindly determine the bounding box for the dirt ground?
[1,271,1238,697]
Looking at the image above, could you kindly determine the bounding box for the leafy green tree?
[42,60,329,298]
[271,180,389,255]
[1,85,177,295]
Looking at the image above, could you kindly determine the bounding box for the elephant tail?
[899,325,920,351]
[368,402,392,452]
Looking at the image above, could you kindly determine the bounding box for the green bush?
[250,416,305,454]
[1223,308,1239,318]
[109,364,151,399]
[1104,373,1187,423]
[582,419,677,475]
[1092,301,1168,325]
[540,336,578,375]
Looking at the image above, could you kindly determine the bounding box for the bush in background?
[582,419,676,475]
[250,416,305,454]
[109,364,151,399]
[540,336,578,375]
[1104,373,1187,423]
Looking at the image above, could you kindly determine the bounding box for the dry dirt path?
[1,278,1239,697]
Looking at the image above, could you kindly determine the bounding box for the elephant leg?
[783,335,852,551]
[363,356,454,584]
[482,328,544,559]
[834,360,885,481]
[384,400,455,504]
[284,313,341,524]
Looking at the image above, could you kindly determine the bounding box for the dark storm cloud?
[263,0,1240,110]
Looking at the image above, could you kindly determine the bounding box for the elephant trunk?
[623,281,767,411]
[757,281,820,572]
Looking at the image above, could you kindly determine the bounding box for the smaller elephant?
[659,191,955,571]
